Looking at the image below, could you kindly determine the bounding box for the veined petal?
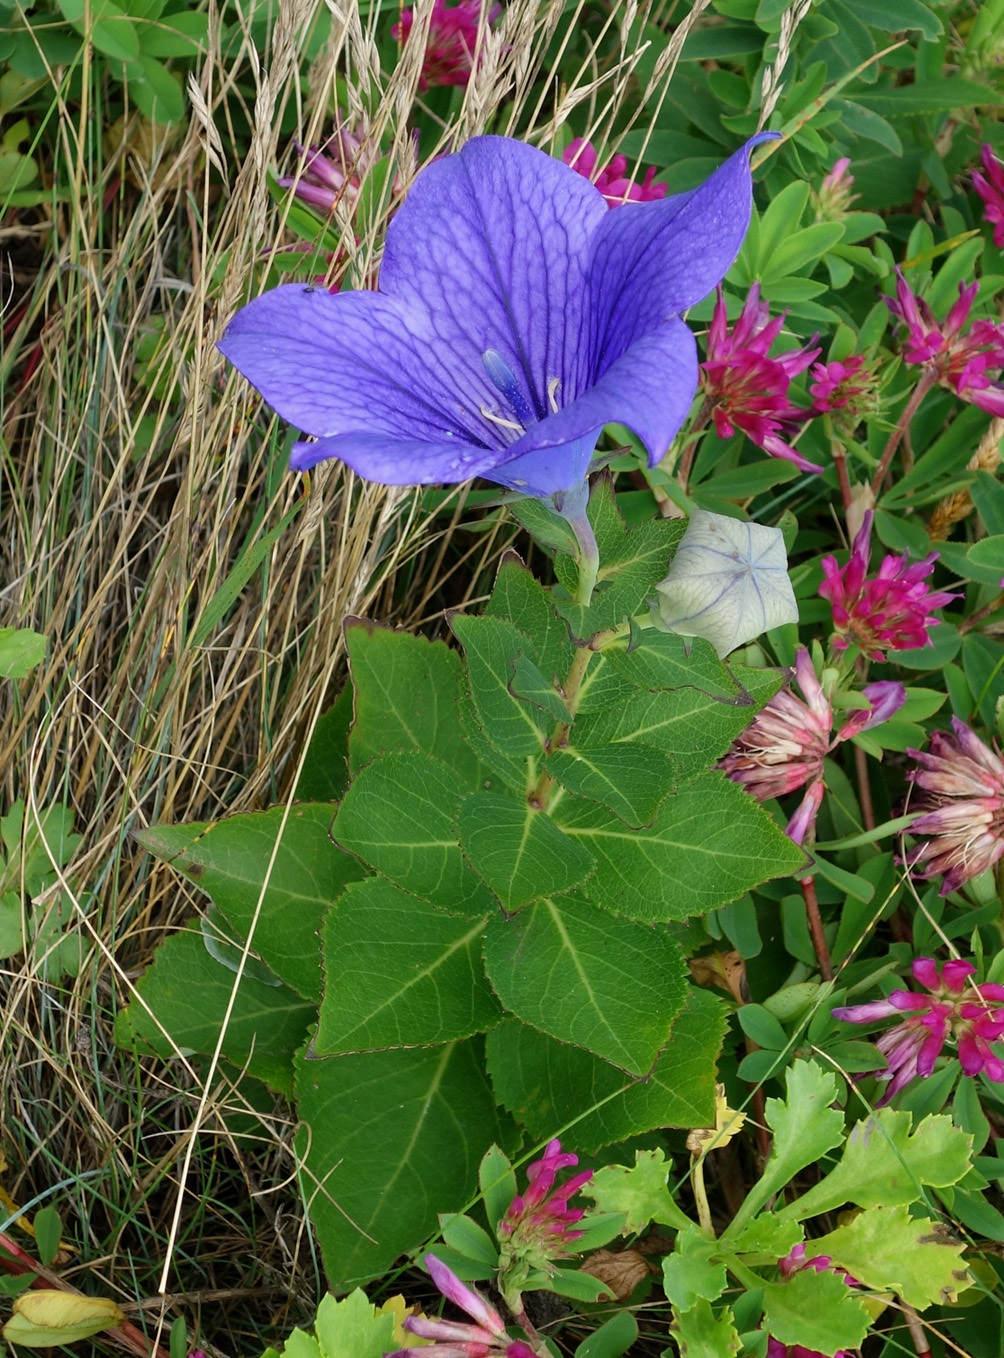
[587,135,774,366]
[289,431,508,484]
[379,135,608,414]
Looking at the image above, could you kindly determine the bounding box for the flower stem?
[550,480,599,606]
[690,1155,714,1236]
[869,373,936,497]
[800,874,833,981]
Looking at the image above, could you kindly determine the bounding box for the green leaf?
[727,1213,803,1258]
[312,1290,395,1358]
[116,927,313,1095]
[843,0,941,36]
[812,1204,969,1307]
[605,625,753,703]
[508,653,571,722]
[345,622,479,780]
[479,1145,517,1236]
[32,1210,62,1269]
[553,773,806,922]
[966,535,1004,583]
[482,896,688,1074]
[761,223,845,282]
[457,791,594,911]
[0,627,46,678]
[573,1309,638,1358]
[294,1037,519,1290]
[333,752,493,915]
[486,554,574,680]
[315,878,499,1054]
[855,76,1004,115]
[726,1062,845,1235]
[670,1299,741,1357]
[584,1148,692,1233]
[761,1270,870,1354]
[294,687,353,802]
[135,805,365,1004]
[451,614,550,757]
[780,1109,974,1221]
[138,8,208,55]
[440,1213,499,1268]
[563,667,783,787]
[127,53,183,123]
[485,989,726,1153]
[547,740,676,827]
[663,1228,728,1310]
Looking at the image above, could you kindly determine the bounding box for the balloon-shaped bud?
[654,510,797,658]
[3,1291,126,1347]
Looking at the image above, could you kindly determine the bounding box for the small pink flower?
[814,157,858,222]
[819,511,958,661]
[808,352,879,422]
[278,118,387,216]
[833,957,1004,1104]
[562,139,668,207]
[393,0,499,89]
[904,719,1004,894]
[701,285,822,472]
[886,268,1004,415]
[718,649,906,846]
[499,1139,592,1259]
[973,144,1004,249]
[388,1254,532,1357]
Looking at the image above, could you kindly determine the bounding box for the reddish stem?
[800,875,833,981]
[869,373,936,497]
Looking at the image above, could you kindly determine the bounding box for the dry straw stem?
[928,415,1004,540]
[0,0,717,1340]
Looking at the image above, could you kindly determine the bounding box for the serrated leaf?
[606,624,753,703]
[727,1062,845,1235]
[315,878,499,1054]
[116,927,313,1094]
[508,652,571,721]
[482,896,688,1074]
[585,1148,691,1233]
[135,804,365,1003]
[727,1213,804,1258]
[333,752,493,915]
[812,1204,969,1308]
[294,1037,519,1290]
[663,1228,728,1310]
[486,555,574,680]
[553,773,806,922]
[457,791,594,911]
[547,740,675,827]
[485,989,726,1153]
[0,627,46,678]
[780,1109,974,1221]
[345,621,479,779]
[670,1299,741,1357]
[451,613,550,757]
[312,1290,395,1358]
[761,1270,870,1354]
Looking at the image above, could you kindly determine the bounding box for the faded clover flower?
[278,118,393,217]
[812,156,858,222]
[973,143,1004,249]
[808,352,879,423]
[833,958,1004,1105]
[654,510,798,659]
[392,0,499,89]
[904,718,1004,895]
[219,135,770,501]
[701,285,822,472]
[718,648,906,846]
[386,1254,535,1358]
[885,268,1004,416]
[819,510,958,661]
[562,138,668,208]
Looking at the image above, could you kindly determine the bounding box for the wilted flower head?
[562,138,668,207]
[813,156,858,222]
[497,1139,592,1308]
[278,119,392,217]
[819,511,958,661]
[392,0,499,89]
[904,718,1004,895]
[719,649,906,845]
[386,1254,535,1357]
[219,135,769,499]
[808,352,879,422]
[654,510,798,659]
[833,957,1004,1104]
[701,285,822,472]
[886,268,1004,415]
[973,144,1004,248]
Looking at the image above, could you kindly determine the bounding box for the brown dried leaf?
[579,1249,652,1301]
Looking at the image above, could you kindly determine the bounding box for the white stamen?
[480,405,525,435]
[548,377,561,413]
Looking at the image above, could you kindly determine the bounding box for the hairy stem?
[869,373,936,497]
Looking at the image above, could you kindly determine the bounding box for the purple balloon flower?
[218,134,770,500]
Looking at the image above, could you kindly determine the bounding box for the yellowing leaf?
[375,1296,430,1348]
[4,1291,125,1347]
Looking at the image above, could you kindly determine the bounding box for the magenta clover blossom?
[218,134,771,503]
[387,1254,536,1357]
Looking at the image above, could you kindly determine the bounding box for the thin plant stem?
[869,373,936,497]
[800,874,833,980]
[690,1155,714,1236]
[854,743,876,832]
